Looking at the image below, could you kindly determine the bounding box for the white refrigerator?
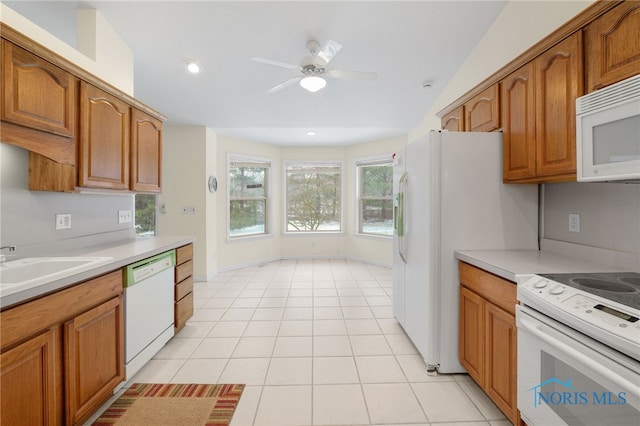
[392,130,538,373]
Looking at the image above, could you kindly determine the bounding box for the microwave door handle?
[519,315,640,401]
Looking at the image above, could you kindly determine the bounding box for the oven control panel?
[519,276,640,343]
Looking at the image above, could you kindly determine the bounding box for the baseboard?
[212,255,391,276]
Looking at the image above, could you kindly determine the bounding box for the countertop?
[1,235,194,309]
[455,249,625,283]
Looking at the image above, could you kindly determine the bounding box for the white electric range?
[516,272,640,426]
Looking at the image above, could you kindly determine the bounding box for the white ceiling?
[4,1,507,145]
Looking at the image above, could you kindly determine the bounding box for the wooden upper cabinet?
[1,40,77,164]
[534,32,582,179]
[585,1,640,92]
[502,62,536,181]
[464,84,500,132]
[131,109,162,193]
[441,105,464,131]
[78,82,130,190]
[502,33,582,183]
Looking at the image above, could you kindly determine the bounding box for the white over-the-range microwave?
[576,73,640,182]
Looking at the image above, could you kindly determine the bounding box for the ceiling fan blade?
[267,76,302,94]
[326,69,378,81]
[251,57,300,70]
[315,40,342,65]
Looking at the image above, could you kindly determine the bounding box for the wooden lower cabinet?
[0,327,62,426]
[174,243,194,331]
[65,296,124,425]
[484,301,518,422]
[459,262,519,425]
[0,270,124,426]
[459,287,484,386]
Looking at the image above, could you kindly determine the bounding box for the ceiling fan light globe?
[300,76,326,92]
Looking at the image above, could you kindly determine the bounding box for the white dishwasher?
[123,250,175,382]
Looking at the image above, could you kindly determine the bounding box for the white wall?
[410,0,595,136]
[1,4,134,94]
[157,126,218,281]
[543,183,640,258]
[205,133,407,272]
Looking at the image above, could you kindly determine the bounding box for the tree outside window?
[357,159,393,236]
[135,194,156,236]
[285,163,342,232]
[229,157,270,237]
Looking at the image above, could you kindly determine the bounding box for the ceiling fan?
[251,40,378,94]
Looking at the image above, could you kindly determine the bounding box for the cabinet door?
[535,33,582,179]
[131,109,162,192]
[464,84,500,132]
[485,302,518,425]
[459,287,484,386]
[78,82,130,190]
[585,1,640,92]
[64,296,124,426]
[501,62,536,181]
[1,40,76,164]
[441,105,464,131]
[1,327,63,426]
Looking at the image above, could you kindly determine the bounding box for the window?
[285,162,342,233]
[228,155,271,238]
[356,157,393,236]
[135,194,156,237]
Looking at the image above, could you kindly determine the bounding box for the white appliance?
[123,251,175,383]
[392,130,538,373]
[517,273,640,425]
[576,73,640,182]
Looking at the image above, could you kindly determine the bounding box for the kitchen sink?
[0,257,114,291]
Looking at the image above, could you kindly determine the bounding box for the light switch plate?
[118,210,132,224]
[55,213,71,230]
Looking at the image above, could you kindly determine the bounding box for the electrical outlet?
[182,206,196,215]
[55,213,71,230]
[118,210,132,224]
[569,213,581,233]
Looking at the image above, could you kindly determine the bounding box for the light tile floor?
[131,259,511,426]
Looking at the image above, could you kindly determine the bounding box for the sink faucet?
[0,245,16,263]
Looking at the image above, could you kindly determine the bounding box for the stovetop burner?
[538,272,640,311]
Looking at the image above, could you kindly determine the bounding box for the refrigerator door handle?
[398,172,408,263]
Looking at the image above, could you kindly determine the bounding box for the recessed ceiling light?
[186,61,202,74]
[306,131,317,136]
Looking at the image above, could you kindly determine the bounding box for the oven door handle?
[519,314,640,401]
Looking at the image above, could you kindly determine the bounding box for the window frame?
[227,153,272,240]
[283,160,345,235]
[355,154,394,238]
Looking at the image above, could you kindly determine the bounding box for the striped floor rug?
[92,383,245,426]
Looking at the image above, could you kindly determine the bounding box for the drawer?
[174,293,194,331]
[459,262,516,315]
[175,276,193,301]
[176,244,193,265]
[175,259,193,284]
